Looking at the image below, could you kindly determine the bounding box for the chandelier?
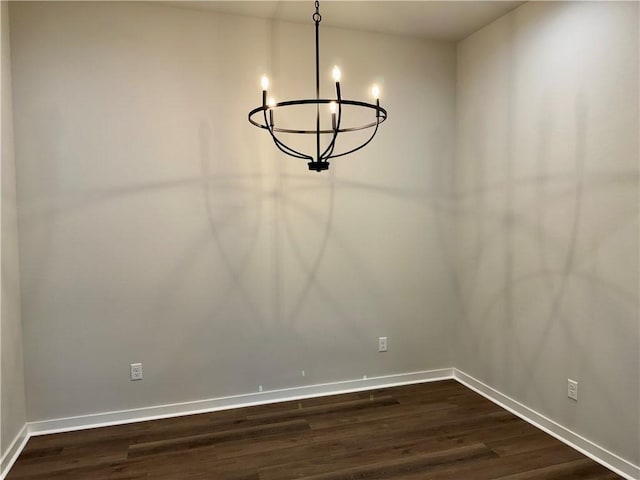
[248,1,388,172]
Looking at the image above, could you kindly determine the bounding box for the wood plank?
[284,443,496,480]
[127,419,310,458]
[486,431,565,456]
[493,458,622,479]
[246,395,399,422]
[397,444,586,480]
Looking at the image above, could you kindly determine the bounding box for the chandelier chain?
[313,1,321,23]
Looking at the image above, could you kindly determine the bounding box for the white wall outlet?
[130,363,143,381]
[258,385,263,392]
[378,336,388,352]
[568,379,578,401]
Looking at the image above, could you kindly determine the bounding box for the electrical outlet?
[130,363,143,381]
[567,379,578,401]
[378,336,388,352]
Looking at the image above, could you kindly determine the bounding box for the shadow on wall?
[20,112,451,391]
[453,98,639,453]
[452,8,639,458]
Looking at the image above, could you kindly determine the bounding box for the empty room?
[1,1,638,479]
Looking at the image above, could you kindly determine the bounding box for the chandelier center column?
[314,1,321,164]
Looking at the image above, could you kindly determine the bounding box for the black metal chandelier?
[248,1,388,172]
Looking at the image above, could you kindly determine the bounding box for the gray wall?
[9,2,457,422]
[454,1,639,465]
[1,0,27,459]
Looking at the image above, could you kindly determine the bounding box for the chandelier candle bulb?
[372,85,381,118]
[261,76,269,107]
[268,97,276,126]
[332,65,341,82]
[330,101,337,130]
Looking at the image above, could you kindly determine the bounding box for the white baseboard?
[28,368,454,436]
[454,369,640,480]
[0,423,28,480]
[3,368,638,480]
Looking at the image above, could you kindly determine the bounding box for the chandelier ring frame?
[248,99,388,135]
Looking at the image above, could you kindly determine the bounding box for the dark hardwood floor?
[7,380,622,479]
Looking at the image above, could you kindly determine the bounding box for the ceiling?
[164,1,526,41]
